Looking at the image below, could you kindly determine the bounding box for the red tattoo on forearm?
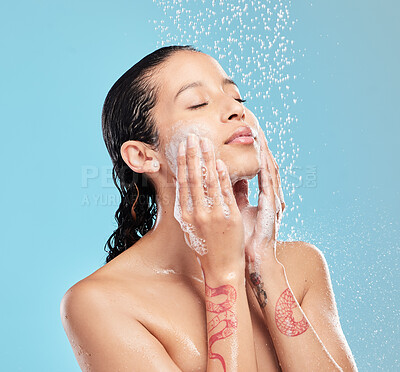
[275,288,309,336]
[205,283,238,372]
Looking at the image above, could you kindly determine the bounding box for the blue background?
[0,0,398,371]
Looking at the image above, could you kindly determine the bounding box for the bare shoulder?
[60,276,111,321]
[60,275,122,346]
[276,240,324,264]
[60,257,145,325]
[276,242,358,370]
[60,269,181,371]
[59,278,114,370]
[275,240,328,303]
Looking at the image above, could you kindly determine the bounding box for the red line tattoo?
[205,283,238,372]
[275,288,309,336]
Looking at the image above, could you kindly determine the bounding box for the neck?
[129,183,205,282]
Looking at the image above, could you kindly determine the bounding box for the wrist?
[200,251,245,279]
[246,257,285,285]
[245,259,286,309]
[201,263,245,285]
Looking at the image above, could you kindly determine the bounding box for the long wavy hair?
[102,45,199,264]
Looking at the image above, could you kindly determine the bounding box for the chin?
[223,146,261,184]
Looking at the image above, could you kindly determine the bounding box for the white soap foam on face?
[165,121,231,255]
[164,120,219,178]
[165,123,213,214]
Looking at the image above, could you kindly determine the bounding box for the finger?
[261,134,280,206]
[258,130,285,215]
[200,137,221,205]
[177,140,190,217]
[257,137,272,197]
[271,149,279,171]
[215,159,235,208]
[258,138,276,213]
[277,173,286,213]
[256,153,278,243]
[268,145,285,212]
[186,134,205,210]
[266,147,285,214]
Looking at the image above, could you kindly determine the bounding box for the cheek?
[163,119,220,176]
[219,142,261,183]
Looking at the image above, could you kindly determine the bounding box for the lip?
[225,126,255,144]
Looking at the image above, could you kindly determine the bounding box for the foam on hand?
[256,189,281,241]
[249,186,282,272]
[165,122,231,256]
[173,181,208,255]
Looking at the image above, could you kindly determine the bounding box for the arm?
[234,127,357,371]
[202,266,258,372]
[177,134,258,371]
[247,243,357,371]
[60,281,182,372]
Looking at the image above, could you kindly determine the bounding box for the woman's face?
[152,50,262,185]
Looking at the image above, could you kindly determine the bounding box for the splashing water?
[152,0,303,241]
[150,4,400,369]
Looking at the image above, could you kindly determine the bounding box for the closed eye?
[188,102,208,110]
[188,98,246,110]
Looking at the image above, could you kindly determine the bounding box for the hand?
[175,133,245,275]
[233,129,285,268]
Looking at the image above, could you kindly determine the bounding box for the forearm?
[248,261,342,372]
[203,267,258,372]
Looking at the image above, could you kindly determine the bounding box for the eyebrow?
[174,78,238,101]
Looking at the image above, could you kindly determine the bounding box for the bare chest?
[130,278,282,372]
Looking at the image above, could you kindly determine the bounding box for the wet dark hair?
[102,45,200,264]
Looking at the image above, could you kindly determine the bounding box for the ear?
[120,140,159,174]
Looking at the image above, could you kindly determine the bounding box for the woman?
[60,45,357,371]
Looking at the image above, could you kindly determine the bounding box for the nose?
[221,97,245,123]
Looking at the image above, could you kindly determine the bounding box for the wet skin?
[61,51,356,372]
